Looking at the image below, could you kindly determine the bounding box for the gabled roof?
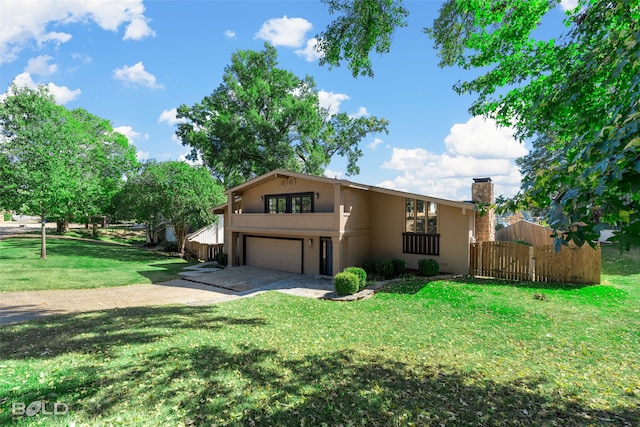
[225,169,345,194]
[224,169,476,211]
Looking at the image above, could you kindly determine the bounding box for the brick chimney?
[472,177,495,242]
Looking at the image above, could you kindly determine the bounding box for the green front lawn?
[0,244,638,425]
[0,237,192,291]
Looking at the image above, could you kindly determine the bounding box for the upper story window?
[406,198,437,233]
[265,192,314,213]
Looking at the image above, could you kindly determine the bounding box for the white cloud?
[178,151,203,166]
[113,62,163,89]
[5,72,81,104]
[136,150,149,161]
[367,137,384,150]
[382,148,440,170]
[0,0,154,64]
[158,108,187,126]
[113,125,141,143]
[444,116,526,159]
[295,37,322,61]
[71,53,92,64]
[318,90,349,116]
[379,117,527,200]
[349,107,369,119]
[324,169,345,180]
[225,29,236,39]
[255,16,312,47]
[25,55,58,76]
[560,0,579,11]
[123,15,156,40]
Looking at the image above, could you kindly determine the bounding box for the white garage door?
[245,236,303,273]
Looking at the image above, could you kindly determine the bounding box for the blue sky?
[0,0,573,201]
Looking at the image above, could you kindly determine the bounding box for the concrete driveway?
[0,265,337,325]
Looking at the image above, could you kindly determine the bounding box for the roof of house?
[224,169,476,211]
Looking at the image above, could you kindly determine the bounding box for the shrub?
[391,258,406,276]
[334,271,360,296]
[160,241,179,253]
[343,266,367,290]
[362,259,376,274]
[216,252,228,266]
[375,259,394,279]
[418,258,439,277]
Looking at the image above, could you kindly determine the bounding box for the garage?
[244,236,303,274]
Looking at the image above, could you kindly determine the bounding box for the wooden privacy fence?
[469,241,601,284]
[495,220,555,247]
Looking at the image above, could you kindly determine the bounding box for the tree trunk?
[56,219,69,233]
[40,218,47,259]
[174,223,187,258]
[92,223,98,237]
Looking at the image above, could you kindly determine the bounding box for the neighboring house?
[214,170,492,276]
[185,216,225,260]
[155,222,177,244]
[187,215,224,245]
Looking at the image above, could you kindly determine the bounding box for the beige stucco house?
[214,170,489,276]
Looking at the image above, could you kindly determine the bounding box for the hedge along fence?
[469,241,601,284]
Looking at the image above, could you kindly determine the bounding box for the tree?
[176,43,388,188]
[318,0,640,249]
[115,161,225,257]
[316,0,409,78]
[63,108,138,235]
[0,85,138,257]
[0,86,82,258]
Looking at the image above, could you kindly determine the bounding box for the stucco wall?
[343,233,371,270]
[368,191,472,274]
[239,177,335,213]
[343,188,371,231]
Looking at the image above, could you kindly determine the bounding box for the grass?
[0,237,193,291]
[0,245,638,425]
[57,227,147,245]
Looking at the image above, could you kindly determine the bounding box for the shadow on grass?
[0,237,171,263]
[3,337,638,425]
[0,305,266,360]
[601,245,640,276]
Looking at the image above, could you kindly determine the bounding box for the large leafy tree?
[57,108,138,234]
[318,0,639,249]
[0,85,138,257]
[115,161,225,257]
[176,43,388,188]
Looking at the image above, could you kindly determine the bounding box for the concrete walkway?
[0,264,338,325]
[0,280,240,325]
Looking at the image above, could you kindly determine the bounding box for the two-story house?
[214,170,490,276]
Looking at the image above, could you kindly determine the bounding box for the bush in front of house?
[343,266,367,290]
[216,252,228,266]
[362,259,376,275]
[391,258,406,276]
[418,258,439,277]
[375,259,394,279]
[334,271,360,296]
